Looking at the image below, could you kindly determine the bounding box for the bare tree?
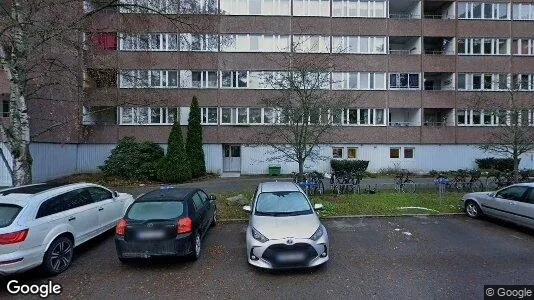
[0,0,201,185]
[257,44,361,175]
[473,77,534,180]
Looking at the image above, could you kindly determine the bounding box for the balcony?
[423,1,455,19]
[389,36,421,55]
[388,108,421,126]
[423,37,455,55]
[82,106,117,125]
[424,72,455,91]
[389,0,421,19]
[422,108,454,126]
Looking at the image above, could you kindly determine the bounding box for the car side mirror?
[242,205,252,213]
[113,191,119,198]
[208,194,216,201]
[314,203,324,211]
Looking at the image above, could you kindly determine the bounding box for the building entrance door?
[223,144,241,172]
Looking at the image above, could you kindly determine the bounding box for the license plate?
[277,252,306,262]
[137,230,165,240]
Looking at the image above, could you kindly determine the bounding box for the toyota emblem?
[147,223,153,228]
[286,239,294,245]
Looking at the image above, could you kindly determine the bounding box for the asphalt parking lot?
[2,215,534,299]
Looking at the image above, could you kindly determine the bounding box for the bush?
[330,160,369,173]
[475,157,516,171]
[99,137,164,180]
[186,96,206,178]
[157,122,192,183]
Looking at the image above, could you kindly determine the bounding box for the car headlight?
[310,226,324,241]
[251,227,269,243]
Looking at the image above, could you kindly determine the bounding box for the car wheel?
[42,236,74,276]
[465,201,482,219]
[189,233,201,261]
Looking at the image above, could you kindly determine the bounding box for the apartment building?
[2,0,534,182]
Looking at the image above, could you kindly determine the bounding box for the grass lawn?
[216,190,465,220]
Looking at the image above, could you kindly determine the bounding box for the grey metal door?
[223,145,241,172]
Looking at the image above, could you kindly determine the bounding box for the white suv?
[0,183,134,275]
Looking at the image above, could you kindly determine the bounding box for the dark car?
[115,187,217,262]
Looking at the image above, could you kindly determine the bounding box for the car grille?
[262,243,318,268]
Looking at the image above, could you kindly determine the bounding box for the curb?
[219,213,464,223]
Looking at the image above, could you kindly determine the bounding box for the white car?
[0,183,134,275]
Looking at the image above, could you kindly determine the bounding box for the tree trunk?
[12,143,32,186]
[513,153,520,183]
[298,159,304,175]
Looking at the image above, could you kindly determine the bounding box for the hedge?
[475,158,516,171]
[330,160,370,173]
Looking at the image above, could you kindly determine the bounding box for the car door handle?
[68,217,76,221]
[98,207,104,211]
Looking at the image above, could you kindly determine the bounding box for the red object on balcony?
[89,32,117,50]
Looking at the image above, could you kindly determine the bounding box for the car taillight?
[116,219,127,236]
[177,217,192,234]
[0,229,28,245]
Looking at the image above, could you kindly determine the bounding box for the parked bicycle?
[394,170,416,193]
[292,171,325,195]
[330,171,363,194]
[449,169,484,192]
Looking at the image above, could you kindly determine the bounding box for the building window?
[293,35,331,53]
[332,147,343,159]
[347,147,358,159]
[458,73,510,91]
[119,0,179,14]
[332,72,386,90]
[119,70,179,88]
[220,34,290,52]
[458,38,510,55]
[220,108,237,124]
[345,108,386,126]
[180,0,218,13]
[456,109,508,126]
[220,0,291,15]
[332,36,386,54]
[458,2,509,20]
[201,107,218,125]
[332,0,386,18]
[513,3,534,20]
[390,148,400,159]
[404,147,414,159]
[221,71,249,88]
[180,34,218,52]
[88,32,117,50]
[513,39,534,56]
[389,73,420,90]
[1,100,9,117]
[293,0,330,16]
[180,70,218,88]
[119,107,178,125]
[512,74,534,91]
[119,33,178,51]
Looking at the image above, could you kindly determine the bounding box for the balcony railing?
[423,14,454,19]
[423,50,455,55]
[389,13,421,19]
[389,121,419,126]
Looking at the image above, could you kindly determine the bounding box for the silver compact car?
[243,181,329,269]
[461,183,534,229]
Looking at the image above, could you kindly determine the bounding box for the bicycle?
[330,171,363,194]
[394,170,416,193]
[293,171,325,195]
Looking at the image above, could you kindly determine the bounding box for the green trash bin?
[268,164,281,176]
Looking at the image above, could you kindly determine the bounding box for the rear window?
[127,201,184,221]
[0,204,22,228]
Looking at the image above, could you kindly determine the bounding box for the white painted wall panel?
[76,144,116,173]
[203,144,223,174]
[30,143,77,182]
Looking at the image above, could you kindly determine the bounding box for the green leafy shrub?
[157,122,192,183]
[475,158,515,171]
[330,160,369,173]
[99,137,164,180]
[186,96,206,178]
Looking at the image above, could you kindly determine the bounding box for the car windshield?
[0,204,22,228]
[127,201,184,221]
[255,191,312,216]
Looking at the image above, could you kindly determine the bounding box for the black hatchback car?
[115,187,217,262]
